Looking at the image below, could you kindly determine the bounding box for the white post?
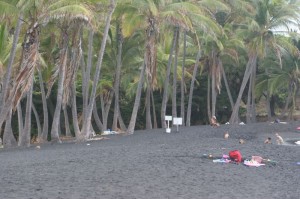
[165,116,172,133]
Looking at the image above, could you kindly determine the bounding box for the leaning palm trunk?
[229,53,257,124]
[0,21,39,131]
[161,28,178,128]
[186,51,201,126]
[220,63,234,109]
[126,62,146,134]
[0,14,23,111]
[3,110,17,148]
[81,0,116,140]
[93,104,103,132]
[246,63,257,123]
[32,102,42,142]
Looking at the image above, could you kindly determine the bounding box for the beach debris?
[274,118,280,123]
[88,136,110,141]
[102,129,117,135]
[275,133,284,145]
[87,143,90,146]
[229,150,242,163]
[210,116,220,127]
[295,141,300,145]
[202,154,214,159]
[225,122,230,125]
[36,145,41,149]
[264,137,272,144]
[224,131,229,139]
[239,139,245,144]
[244,159,265,167]
[113,128,126,134]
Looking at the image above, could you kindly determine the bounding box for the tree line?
[0,0,300,147]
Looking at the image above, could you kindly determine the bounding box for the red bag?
[229,150,242,163]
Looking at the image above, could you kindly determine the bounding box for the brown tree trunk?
[186,51,201,126]
[161,28,178,128]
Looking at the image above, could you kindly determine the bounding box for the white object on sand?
[244,160,265,167]
[102,130,117,135]
[239,122,245,125]
[295,141,300,145]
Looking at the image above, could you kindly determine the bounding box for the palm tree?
[81,0,116,140]
[229,0,300,124]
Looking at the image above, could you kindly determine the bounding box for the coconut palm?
[80,0,116,140]
[229,0,300,124]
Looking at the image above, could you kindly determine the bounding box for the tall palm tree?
[81,0,116,140]
[229,0,300,124]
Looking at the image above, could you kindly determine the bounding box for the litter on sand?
[203,151,277,167]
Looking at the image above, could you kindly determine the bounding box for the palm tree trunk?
[19,79,33,147]
[50,34,68,142]
[251,64,257,123]
[172,27,180,118]
[63,106,71,136]
[126,62,146,134]
[186,50,201,126]
[180,31,187,126]
[161,28,178,128]
[229,54,257,124]
[207,76,211,121]
[280,82,293,119]
[32,102,42,142]
[265,92,272,121]
[211,57,216,117]
[93,104,103,132]
[3,110,17,148]
[81,0,116,140]
[146,86,152,129]
[0,14,23,111]
[71,82,80,139]
[82,30,94,123]
[151,89,158,129]
[112,24,123,130]
[38,69,48,142]
[17,103,23,135]
[220,63,234,109]
[246,72,252,123]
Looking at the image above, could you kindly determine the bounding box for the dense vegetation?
[0,0,300,147]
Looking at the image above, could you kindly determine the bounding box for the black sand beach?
[1,122,300,199]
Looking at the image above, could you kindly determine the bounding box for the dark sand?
[1,122,300,199]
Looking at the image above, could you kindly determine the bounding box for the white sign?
[173,117,182,125]
[165,116,172,121]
